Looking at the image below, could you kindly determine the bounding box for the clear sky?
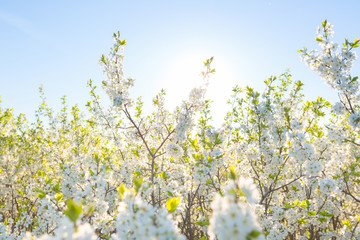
[1,1,360,125]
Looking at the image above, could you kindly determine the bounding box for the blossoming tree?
[0,20,360,240]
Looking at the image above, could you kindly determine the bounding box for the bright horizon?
[1,1,360,125]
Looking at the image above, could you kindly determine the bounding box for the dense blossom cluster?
[208,176,263,240]
[100,32,135,109]
[1,20,360,240]
[112,190,184,240]
[299,20,360,125]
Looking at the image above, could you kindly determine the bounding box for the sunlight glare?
[161,53,238,127]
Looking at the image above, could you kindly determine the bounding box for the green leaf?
[133,177,143,193]
[229,165,236,180]
[268,173,276,179]
[315,37,323,42]
[159,171,168,179]
[298,217,307,225]
[52,183,60,193]
[100,54,106,64]
[35,188,46,199]
[119,40,126,46]
[342,219,353,228]
[300,200,307,207]
[292,199,299,207]
[117,183,126,197]
[319,210,333,217]
[166,197,181,213]
[353,37,360,48]
[55,193,63,201]
[196,220,209,226]
[350,76,358,83]
[307,211,316,216]
[64,199,82,223]
[248,230,262,238]
[344,38,349,47]
[322,19,327,28]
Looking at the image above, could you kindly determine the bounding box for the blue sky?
[1,1,360,124]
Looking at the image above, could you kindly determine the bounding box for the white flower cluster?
[23,218,97,240]
[173,64,211,142]
[173,88,206,142]
[112,191,184,240]
[100,32,135,108]
[188,86,207,111]
[166,143,184,159]
[299,20,360,130]
[208,177,264,240]
[348,112,360,128]
[300,20,357,94]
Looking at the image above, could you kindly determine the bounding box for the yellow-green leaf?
[229,165,236,180]
[166,197,181,213]
[64,199,82,223]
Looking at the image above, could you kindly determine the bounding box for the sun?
[160,52,238,126]
[161,53,206,108]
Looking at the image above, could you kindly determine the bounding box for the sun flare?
[161,52,237,126]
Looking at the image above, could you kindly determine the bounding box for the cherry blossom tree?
[0,20,360,240]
